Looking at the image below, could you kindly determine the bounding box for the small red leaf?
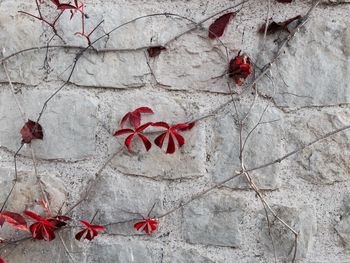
[50,0,60,6]
[133,218,159,234]
[75,220,105,241]
[208,12,235,39]
[119,107,154,128]
[20,120,44,144]
[147,46,166,58]
[228,52,252,86]
[0,211,28,231]
[57,4,77,10]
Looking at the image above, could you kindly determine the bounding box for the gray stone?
[208,101,285,189]
[81,172,164,235]
[0,89,98,160]
[108,91,206,180]
[286,109,350,184]
[335,212,350,249]
[260,18,350,110]
[153,34,229,93]
[85,238,162,263]
[259,205,316,262]
[167,249,213,263]
[182,191,244,247]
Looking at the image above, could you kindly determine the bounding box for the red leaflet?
[152,122,195,154]
[208,12,235,39]
[258,15,302,35]
[24,211,58,241]
[114,122,152,152]
[75,220,105,241]
[120,107,154,128]
[0,211,28,231]
[228,52,252,86]
[49,0,77,10]
[47,215,71,228]
[0,257,4,263]
[147,46,166,58]
[134,217,159,234]
[20,119,44,144]
[50,0,60,6]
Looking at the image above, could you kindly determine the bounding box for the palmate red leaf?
[0,211,29,231]
[134,218,159,234]
[75,220,105,241]
[57,3,77,10]
[147,46,166,58]
[228,52,252,86]
[208,12,235,39]
[24,211,58,241]
[120,107,154,128]
[152,122,194,154]
[114,122,152,152]
[20,119,44,144]
[258,15,301,35]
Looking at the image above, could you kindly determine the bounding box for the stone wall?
[0,0,349,262]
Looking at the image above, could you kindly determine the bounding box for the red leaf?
[75,220,105,241]
[0,257,4,263]
[57,4,77,10]
[208,12,235,39]
[133,218,159,234]
[258,15,302,35]
[50,0,60,6]
[114,122,153,152]
[152,122,193,154]
[24,211,59,241]
[20,119,44,144]
[147,46,166,58]
[228,52,252,86]
[0,211,28,231]
[119,107,154,128]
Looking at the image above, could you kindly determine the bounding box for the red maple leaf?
[0,211,29,232]
[120,107,154,128]
[75,220,105,241]
[208,12,236,39]
[258,15,301,35]
[147,46,166,58]
[152,122,195,154]
[134,217,159,234]
[228,52,252,86]
[114,122,153,152]
[20,120,44,144]
[24,211,59,241]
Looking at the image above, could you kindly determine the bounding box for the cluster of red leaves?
[134,217,159,234]
[0,209,104,243]
[20,120,44,144]
[75,220,105,241]
[114,107,195,154]
[228,52,252,86]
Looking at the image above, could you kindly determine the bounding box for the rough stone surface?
[0,1,350,262]
[208,101,285,189]
[0,88,98,160]
[259,205,317,262]
[183,192,244,247]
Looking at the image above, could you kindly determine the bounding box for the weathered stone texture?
[183,192,244,247]
[0,89,98,160]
